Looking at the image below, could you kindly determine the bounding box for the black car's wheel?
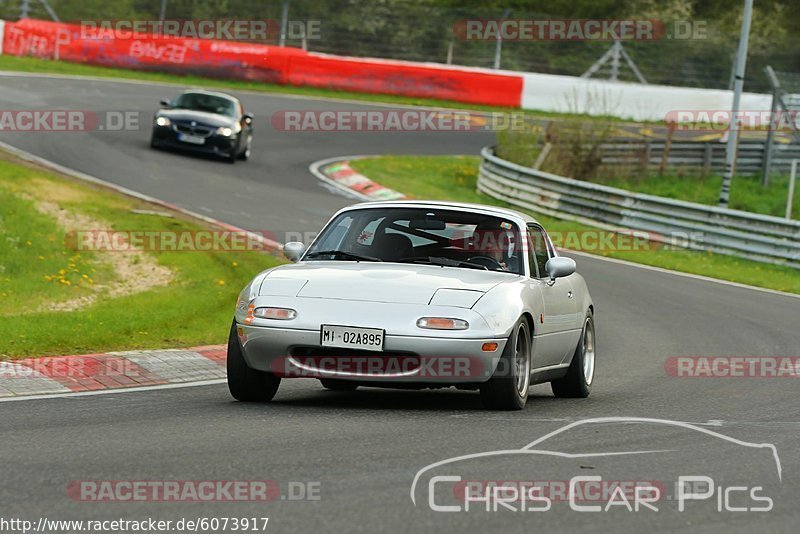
[320,379,358,392]
[238,134,252,160]
[551,311,595,398]
[480,318,532,410]
[150,132,159,149]
[227,321,280,402]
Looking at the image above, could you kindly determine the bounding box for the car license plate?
[321,325,384,352]
[177,133,205,145]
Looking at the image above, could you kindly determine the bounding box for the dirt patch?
[33,199,174,312]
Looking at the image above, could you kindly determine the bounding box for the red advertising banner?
[1,19,523,107]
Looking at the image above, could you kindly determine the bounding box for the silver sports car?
[228,201,595,410]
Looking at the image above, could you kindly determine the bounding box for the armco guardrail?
[600,140,800,176]
[478,146,800,268]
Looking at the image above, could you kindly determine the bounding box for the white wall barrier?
[520,72,771,121]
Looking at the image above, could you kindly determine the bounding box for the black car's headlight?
[216,126,234,137]
[155,116,170,127]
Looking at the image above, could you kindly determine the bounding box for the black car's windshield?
[171,93,237,117]
[304,207,524,274]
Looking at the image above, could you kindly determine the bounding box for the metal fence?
[478,146,800,268]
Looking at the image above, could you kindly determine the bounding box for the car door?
[526,224,579,367]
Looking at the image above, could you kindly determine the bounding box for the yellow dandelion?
[218,279,226,286]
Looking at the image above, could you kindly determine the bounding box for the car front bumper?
[237,323,507,384]
[152,126,238,157]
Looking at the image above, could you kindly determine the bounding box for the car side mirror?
[159,99,171,108]
[283,241,306,262]
[243,113,254,125]
[545,257,576,285]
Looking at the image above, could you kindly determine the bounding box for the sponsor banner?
[2,18,524,108]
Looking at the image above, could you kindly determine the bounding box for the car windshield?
[171,93,237,117]
[304,207,524,274]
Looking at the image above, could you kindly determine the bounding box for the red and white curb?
[309,156,406,201]
[0,345,226,398]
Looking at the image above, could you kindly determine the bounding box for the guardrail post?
[788,160,797,220]
[659,122,675,176]
[702,143,712,178]
[761,87,779,186]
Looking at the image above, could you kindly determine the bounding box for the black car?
[150,90,253,163]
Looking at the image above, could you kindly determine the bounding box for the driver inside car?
[467,222,519,272]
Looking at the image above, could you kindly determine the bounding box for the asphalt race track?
[1,73,799,533]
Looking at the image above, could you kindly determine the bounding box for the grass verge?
[0,151,283,358]
[586,172,799,220]
[349,155,800,295]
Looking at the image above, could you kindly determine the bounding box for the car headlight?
[217,126,234,137]
[155,116,170,127]
[253,307,297,320]
[416,317,469,330]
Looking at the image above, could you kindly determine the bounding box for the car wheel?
[320,379,358,392]
[480,318,531,410]
[551,311,595,398]
[227,321,280,402]
[150,133,159,149]
[238,134,252,160]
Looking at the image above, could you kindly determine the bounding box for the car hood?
[258,262,513,305]
[156,109,236,127]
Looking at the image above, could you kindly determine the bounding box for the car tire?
[480,318,532,410]
[227,321,280,402]
[551,311,595,398]
[320,379,358,392]
[150,133,159,149]
[238,134,252,160]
